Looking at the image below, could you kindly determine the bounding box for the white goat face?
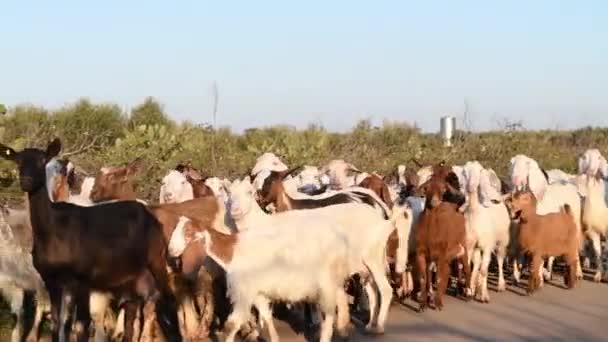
[463,161,481,194]
[509,155,534,190]
[578,149,606,178]
[509,155,547,200]
[227,177,256,220]
[160,170,193,204]
[204,177,229,202]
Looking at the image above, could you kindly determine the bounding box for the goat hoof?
[418,304,426,313]
[365,326,385,335]
[593,272,602,283]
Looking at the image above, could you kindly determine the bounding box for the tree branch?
[62,131,108,157]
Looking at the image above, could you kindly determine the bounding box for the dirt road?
[276,279,607,342]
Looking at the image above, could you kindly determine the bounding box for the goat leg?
[590,232,604,282]
[458,249,471,300]
[528,254,543,294]
[565,252,578,289]
[435,259,450,311]
[415,253,428,312]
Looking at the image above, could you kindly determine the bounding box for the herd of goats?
[0,138,607,342]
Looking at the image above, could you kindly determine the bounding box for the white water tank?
[440,116,456,147]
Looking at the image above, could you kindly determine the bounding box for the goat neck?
[232,198,273,231]
[26,180,55,244]
[273,180,295,212]
[199,229,237,270]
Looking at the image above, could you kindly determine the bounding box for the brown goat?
[505,191,578,293]
[175,164,215,198]
[358,174,394,209]
[414,174,470,311]
[90,158,144,202]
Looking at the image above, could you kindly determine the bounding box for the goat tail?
[562,204,578,228]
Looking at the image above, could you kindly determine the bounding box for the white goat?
[578,149,608,282]
[462,161,511,302]
[160,170,194,204]
[581,176,608,282]
[226,177,394,333]
[167,216,354,342]
[204,176,230,201]
[320,160,362,190]
[390,195,423,298]
[509,155,583,283]
[1,208,50,342]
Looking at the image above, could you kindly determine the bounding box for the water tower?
[440,116,456,147]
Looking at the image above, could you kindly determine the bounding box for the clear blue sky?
[1,1,606,132]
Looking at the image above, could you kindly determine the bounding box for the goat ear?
[46,138,62,159]
[0,143,17,161]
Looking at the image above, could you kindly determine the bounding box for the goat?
[227,177,394,333]
[89,158,146,203]
[174,164,215,198]
[509,154,583,283]
[578,150,608,282]
[167,214,353,342]
[505,190,579,293]
[415,171,470,311]
[160,166,215,204]
[461,161,511,302]
[0,139,175,342]
[257,167,390,219]
[415,166,470,311]
[358,174,394,209]
[1,206,50,342]
[319,159,362,190]
[1,205,32,251]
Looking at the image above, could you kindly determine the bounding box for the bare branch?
[62,131,108,158]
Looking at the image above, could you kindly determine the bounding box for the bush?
[1,99,607,205]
